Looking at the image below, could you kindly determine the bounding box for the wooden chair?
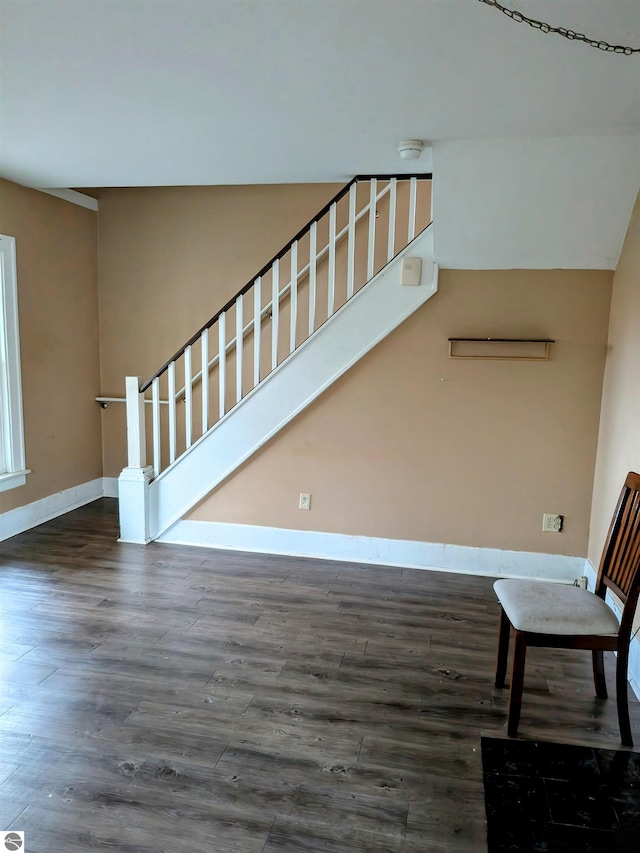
[494,471,640,746]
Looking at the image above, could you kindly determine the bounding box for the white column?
[184,345,193,449]
[289,240,298,355]
[328,203,336,316]
[253,278,262,388]
[236,294,244,402]
[346,186,356,298]
[124,375,146,468]
[201,330,209,435]
[308,223,317,335]
[118,466,153,544]
[367,178,377,282]
[118,376,153,543]
[168,362,177,463]
[271,259,280,371]
[151,377,161,477]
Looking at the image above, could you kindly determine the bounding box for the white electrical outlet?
[299,493,311,510]
[542,513,563,533]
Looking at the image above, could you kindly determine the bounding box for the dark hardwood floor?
[0,499,638,852]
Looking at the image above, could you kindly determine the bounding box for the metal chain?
[477,0,640,54]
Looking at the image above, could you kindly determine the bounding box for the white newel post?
[118,376,153,543]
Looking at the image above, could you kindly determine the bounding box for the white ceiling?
[0,0,639,268]
[1,0,639,188]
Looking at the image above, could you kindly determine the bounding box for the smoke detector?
[397,140,424,160]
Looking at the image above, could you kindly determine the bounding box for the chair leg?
[592,649,608,699]
[507,632,527,738]
[616,644,633,747]
[495,606,510,688]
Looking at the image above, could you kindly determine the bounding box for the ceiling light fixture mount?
[397,140,425,161]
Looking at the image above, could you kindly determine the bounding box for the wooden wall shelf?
[448,338,555,361]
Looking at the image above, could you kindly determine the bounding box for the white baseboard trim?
[102,477,119,498]
[158,519,585,583]
[584,560,640,701]
[0,477,116,542]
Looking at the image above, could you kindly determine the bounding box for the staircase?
[118,175,438,543]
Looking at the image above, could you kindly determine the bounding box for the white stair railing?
[126,174,432,480]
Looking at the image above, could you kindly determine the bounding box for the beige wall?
[588,193,640,567]
[189,269,612,557]
[0,179,102,513]
[0,177,619,558]
[96,183,343,476]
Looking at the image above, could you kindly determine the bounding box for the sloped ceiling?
[1,0,639,268]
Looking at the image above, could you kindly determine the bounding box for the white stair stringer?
[148,227,438,541]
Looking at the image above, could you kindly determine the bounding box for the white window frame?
[0,235,29,491]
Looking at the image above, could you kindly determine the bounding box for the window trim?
[0,235,29,492]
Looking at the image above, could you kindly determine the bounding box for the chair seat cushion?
[493,579,620,636]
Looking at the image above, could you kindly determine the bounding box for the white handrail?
[96,396,169,406]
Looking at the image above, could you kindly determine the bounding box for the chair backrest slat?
[609,491,640,590]
[597,472,640,604]
[617,494,640,590]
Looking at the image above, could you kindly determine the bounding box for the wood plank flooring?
[0,499,638,852]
